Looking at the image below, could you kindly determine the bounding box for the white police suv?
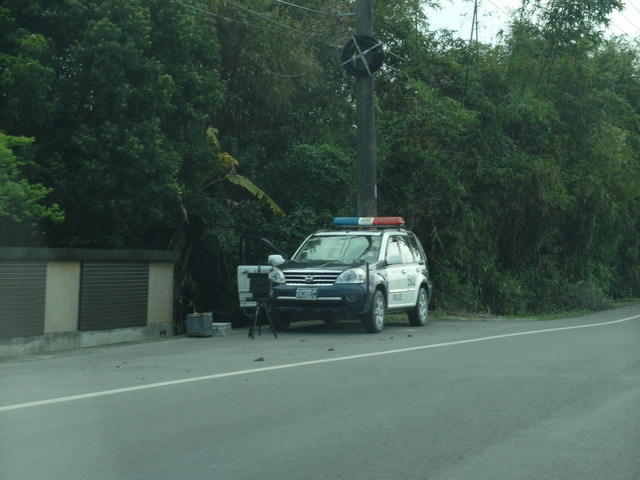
[266,217,432,333]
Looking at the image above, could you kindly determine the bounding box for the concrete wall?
[45,261,80,334]
[0,248,180,357]
[147,262,175,325]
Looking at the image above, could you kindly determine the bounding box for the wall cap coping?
[0,247,181,262]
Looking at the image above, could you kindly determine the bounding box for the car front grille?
[283,270,341,286]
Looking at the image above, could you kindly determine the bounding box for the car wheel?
[362,290,385,333]
[408,287,429,326]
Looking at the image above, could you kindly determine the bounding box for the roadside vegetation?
[1,0,639,323]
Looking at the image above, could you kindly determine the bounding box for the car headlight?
[336,268,366,284]
[269,268,285,284]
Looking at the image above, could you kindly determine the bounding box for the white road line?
[1,314,638,412]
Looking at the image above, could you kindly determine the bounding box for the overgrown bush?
[556,281,612,312]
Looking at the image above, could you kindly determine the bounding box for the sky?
[425,0,640,44]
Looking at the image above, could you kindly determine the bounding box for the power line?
[219,0,320,40]
[171,0,279,34]
[485,0,510,18]
[274,0,348,21]
[172,0,341,46]
[615,9,640,36]
[468,0,511,41]
[221,11,332,79]
[171,0,344,78]
[170,0,414,79]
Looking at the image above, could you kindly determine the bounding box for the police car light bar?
[333,217,406,227]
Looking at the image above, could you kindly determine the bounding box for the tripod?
[248,297,277,339]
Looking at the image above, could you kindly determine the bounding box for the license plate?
[296,288,318,300]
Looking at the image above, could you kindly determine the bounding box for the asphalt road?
[1,305,639,480]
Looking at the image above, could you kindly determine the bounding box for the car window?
[397,236,415,263]
[387,236,414,263]
[386,236,400,259]
[294,235,381,262]
[406,234,423,262]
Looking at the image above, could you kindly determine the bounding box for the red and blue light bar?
[333,217,405,227]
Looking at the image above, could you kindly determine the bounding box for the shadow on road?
[280,316,414,336]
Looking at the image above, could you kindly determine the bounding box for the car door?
[385,235,418,308]
[406,233,431,297]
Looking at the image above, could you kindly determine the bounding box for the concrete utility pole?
[356,0,377,217]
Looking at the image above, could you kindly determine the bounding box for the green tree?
[375,0,640,313]
[213,0,347,136]
[0,132,63,223]
[4,0,640,318]
[210,0,359,242]
[2,0,223,248]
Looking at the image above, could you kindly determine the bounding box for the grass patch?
[431,297,640,322]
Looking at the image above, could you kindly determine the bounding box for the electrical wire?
[170,0,283,35]
[485,0,510,18]
[615,9,640,36]
[171,0,345,78]
[219,0,326,41]
[169,0,418,79]
[172,0,331,44]
[222,15,333,79]
[274,0,346,21]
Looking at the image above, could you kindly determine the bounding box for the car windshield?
[293,235,382,263]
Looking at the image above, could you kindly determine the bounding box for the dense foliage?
[1,0,639,319]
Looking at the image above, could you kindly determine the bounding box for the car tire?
[362,290,385,333]
[408,287,429,326]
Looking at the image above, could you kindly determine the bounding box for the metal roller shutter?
[0,261,47,338]
[79,261,149,331]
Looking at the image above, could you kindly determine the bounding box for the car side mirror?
[268,254,285,266]
[386,254,403,265]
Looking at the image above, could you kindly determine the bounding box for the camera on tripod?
[246,272,277,339]
[247,272,271,300]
